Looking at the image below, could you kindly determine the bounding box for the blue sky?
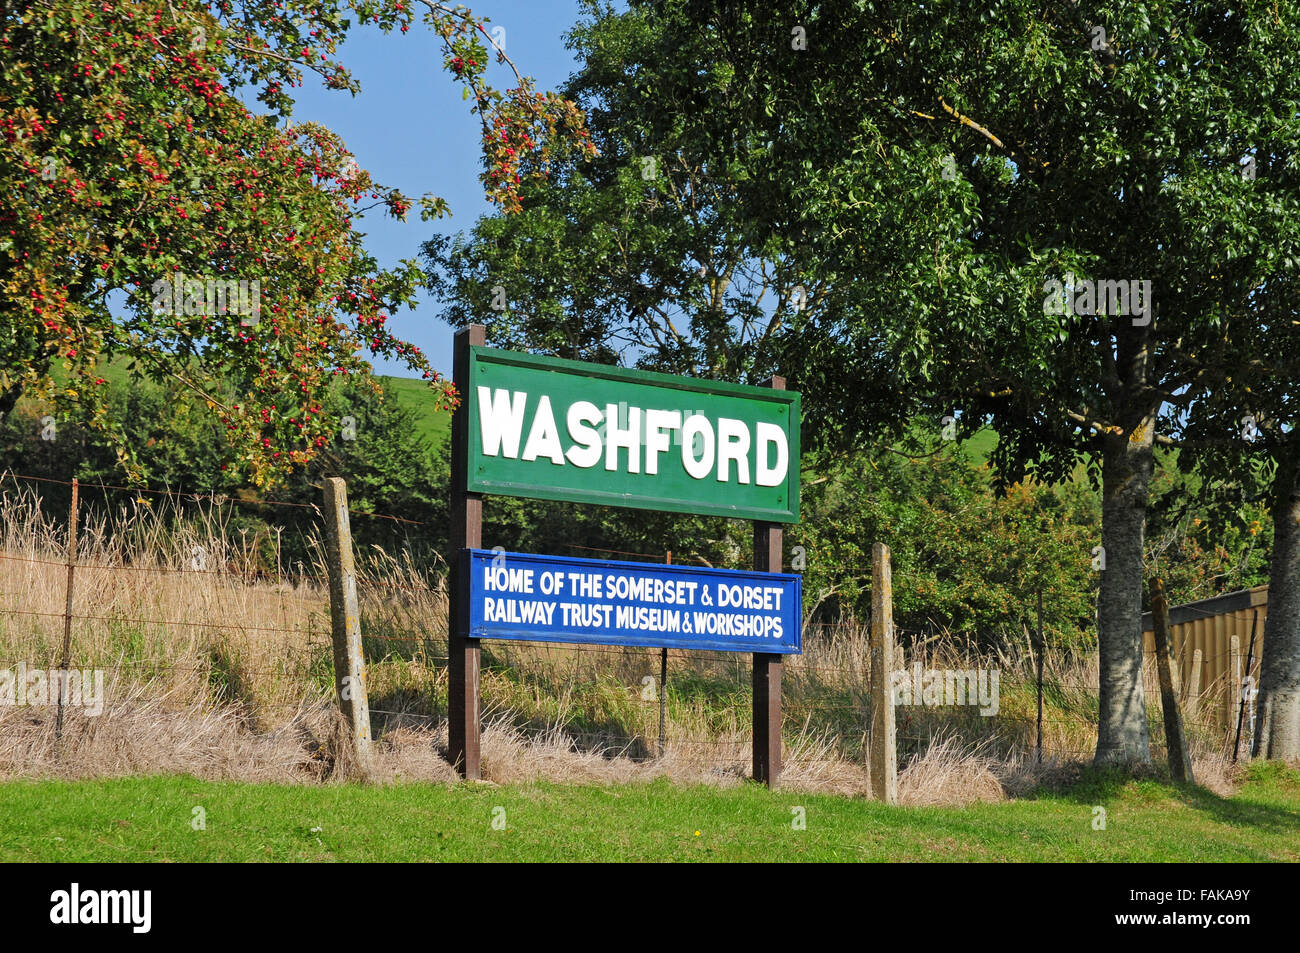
[285,1,594,380]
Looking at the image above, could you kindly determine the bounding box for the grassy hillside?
[1,766,1296,861]
[382,374,451,447]
[49,356,453,449]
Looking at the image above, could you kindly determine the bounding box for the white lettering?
[521,395,565,464]
[716,417,751,484]
[604,403,642,473]
[643,409,681,475]
[564,401,603,468]
[477,387,527,458]
[680,414,715,479]
[755,421,788,486]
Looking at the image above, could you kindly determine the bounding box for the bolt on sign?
[462,549,802,654]
[467,347,801,522]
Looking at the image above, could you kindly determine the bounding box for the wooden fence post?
[323,477,373,777]
[55,478,79,747]
[1234,610,1259,762]
[1036,589,1044,765]
[752,525,783,786]
[1227,635,1241,735]
[1187,648,1204,720]
[870,542,898,804]
[448,324,485,779]
[1151,577,1193,783]
[752,375,785,787]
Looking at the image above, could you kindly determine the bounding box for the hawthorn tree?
[0,0,593,485]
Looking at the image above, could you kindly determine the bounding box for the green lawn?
[1,765,1296,862]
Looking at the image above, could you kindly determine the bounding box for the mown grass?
[1,763,1295,862]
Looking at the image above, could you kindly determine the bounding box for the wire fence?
[0,469,1262,784]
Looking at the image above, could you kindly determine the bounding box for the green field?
[60,357,453,449]
[2,765,1296,862]
[382,374,452,447]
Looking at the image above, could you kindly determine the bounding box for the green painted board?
[467,348,800,522]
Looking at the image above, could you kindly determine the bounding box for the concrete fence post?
[870,542,898,804]
[1187,648,1204,720]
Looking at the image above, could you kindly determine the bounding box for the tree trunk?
[0,349,48,424]
[0,379,27,423]
[1255,449,1300,761]
[1094,421,1154,764]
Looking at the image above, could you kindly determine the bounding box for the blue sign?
[459,549,801,654]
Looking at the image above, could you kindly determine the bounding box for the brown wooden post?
[1035,589,1044,765]
[752,375,785,787]
[1151,577,1194,783]
[323,477,373,777]
[870,542,898,804]
[658,551,670,759]
[55,478,79,746]
[448,324,485,779]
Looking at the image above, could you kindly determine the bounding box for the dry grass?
[0,682,327,782]
[0,485,1246,801]
[898,734,1010,806]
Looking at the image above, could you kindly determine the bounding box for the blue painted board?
[459,549,801,654]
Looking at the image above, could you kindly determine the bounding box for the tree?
[1,0,592,485]
[1142,448,1272,607]
[771,1,1300,763]
[1182,267,1300,760]
[423,2,866,389]
[426,0,1300,765]
[790,444,1101,646]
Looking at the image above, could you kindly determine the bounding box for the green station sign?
[467,347,800,522]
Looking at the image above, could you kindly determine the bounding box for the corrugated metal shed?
[1140,585,1266,734]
